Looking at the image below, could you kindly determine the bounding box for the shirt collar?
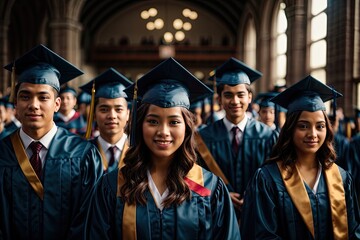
[223,115,248,133]
[19,123,58,150]
[98,133,128,151]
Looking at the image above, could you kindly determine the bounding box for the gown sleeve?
[211,177,241,239]
[341,168,360,239]
[84,170,118,240]
[68,143,104,239]
[240,167,282,239]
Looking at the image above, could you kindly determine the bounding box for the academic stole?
[117,163,210,239]
[194,132,230,185]
[97,140,129,171]
[277,162,348,239]
[10,131,44,200]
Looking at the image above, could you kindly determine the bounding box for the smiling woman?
[85,58,241,239]
[240,76,360,239]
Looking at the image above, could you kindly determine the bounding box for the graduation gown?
[85,164,241,240]
[89,137,128,173]
[198,118,278,194]
[333,132,350,170]
[348,135,360,206]
[54,111,86,135]
[241,162,360,239]
[0,128,103,240]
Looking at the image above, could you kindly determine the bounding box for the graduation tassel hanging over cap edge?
[129,78,138,147]
[8,61,16,103]
[85,81,96,139]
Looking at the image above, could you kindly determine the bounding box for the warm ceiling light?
[183,22,192,31]
[194,71,204,80]
[164,32,174,43]
[146,22,155,30]
[154,18,164,29]
[189,11,198,20]
[182,8,191,17]
[175,31,185,41]
[148,8,158,17]
[173,19,183,30]
[141,10,149,19]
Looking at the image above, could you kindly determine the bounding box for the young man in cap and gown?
[0,44,103,239]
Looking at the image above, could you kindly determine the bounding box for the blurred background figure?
[254,92,279,132]
[54,86,86,135]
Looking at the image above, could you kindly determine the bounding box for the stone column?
[0,22,9,94]
[284,0,307,85]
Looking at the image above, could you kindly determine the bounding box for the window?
[309,0,327,83]
[274,2,288,86]
[244,17,256,69]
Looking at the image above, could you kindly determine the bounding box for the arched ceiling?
[80,0,246,48]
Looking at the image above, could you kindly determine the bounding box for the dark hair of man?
[120,103,197,207]
[266,110,336,179]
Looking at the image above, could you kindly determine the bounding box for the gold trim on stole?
[10,131,44,200]
[97,139,129,171]
[324,164,348,240]
[194,132,229,185]
[117,170,136,240]
[186,163,205,186]
[117,163,205,240]
[276,162,315,238]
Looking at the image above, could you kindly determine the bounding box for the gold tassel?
[8,62,16,103]
[85,81,96,139]
[129,78,138,146]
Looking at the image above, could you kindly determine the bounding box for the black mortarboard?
[254,92,279,108]
[77,91,92,105]
[4,44,83,92]
[60,86,77,97]
[80,68,132,99]
[270,75,342,114]
[124,58,212,109]
[215,57,262,85]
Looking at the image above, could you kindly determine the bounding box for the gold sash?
[324,164,348,239]
[97,140,129,171]
[194,132,229,185]
[10,131,44,200]
[277,162,348,239]
[118,163,207,240]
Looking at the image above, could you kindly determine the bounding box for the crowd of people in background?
[0,44,359,239]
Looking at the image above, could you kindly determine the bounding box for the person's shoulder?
[198,119,225,138]
[245,118,276,138]
[53,128,97,153]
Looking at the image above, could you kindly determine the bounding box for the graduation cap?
[80,67,132,99]
[60,86,77,97]
[124,57,213,145]
[254,92,279,108]
[77,91,92,105]
[214,57,262,85]
[79,67,132,139]
[124,57,212,109]
[4,44,83,101]
[270,75,342,114]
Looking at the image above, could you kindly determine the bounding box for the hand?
[230,192,244,210]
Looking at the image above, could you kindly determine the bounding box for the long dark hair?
[267,110,337,178]
[120,103,197,207]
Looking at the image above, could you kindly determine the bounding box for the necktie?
[108,146,117,167]
[231,126,240,154]
[29,141,43,178]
